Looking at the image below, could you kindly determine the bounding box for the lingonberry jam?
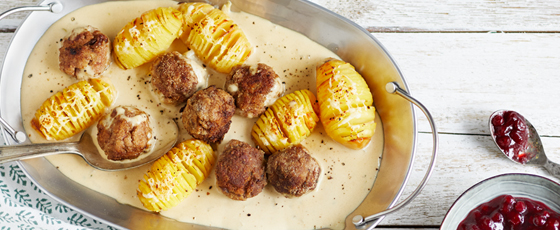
[458,195,560,230]
[491,111,530,163]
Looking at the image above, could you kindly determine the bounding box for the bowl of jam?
[441,173,560,230]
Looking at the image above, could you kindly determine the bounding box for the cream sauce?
[20,1,383,229]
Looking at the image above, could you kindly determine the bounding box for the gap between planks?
[2,27,560,33]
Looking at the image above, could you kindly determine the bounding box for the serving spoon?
[489,110,560,179]
[0,121,178,171]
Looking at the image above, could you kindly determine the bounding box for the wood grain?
[379,133,560,226]
[0,0,40,31]
[0,34,12,68]
[373,33,560,136]
[310,0,560,32]
[1,0,560,32]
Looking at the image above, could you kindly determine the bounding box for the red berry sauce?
[458,195,560,230]
[491,111,530,163]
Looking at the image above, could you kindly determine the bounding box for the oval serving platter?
[0,0,418,229]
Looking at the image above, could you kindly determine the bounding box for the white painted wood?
[309,0,560,32]
[2,0,560,31]
[0,34,13,68]
[0,0,39,30]
[380,133,560,226]
[373,33,560,135]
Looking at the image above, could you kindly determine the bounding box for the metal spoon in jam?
[489,110,560,178]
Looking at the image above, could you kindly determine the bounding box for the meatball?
[225,63,283,118]
[182,85,235,143]
[59,25,111,79]
[150,51,207,104]
[97,106,153,161]
[267,145,321,197]
[215,139,267,200]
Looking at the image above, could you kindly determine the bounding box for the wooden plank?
[1,0,560,32]
[373,33,560,135]
[0,0,39,31]
[310,0,560,32]
[0,33,12,70]
[379,133,560,226]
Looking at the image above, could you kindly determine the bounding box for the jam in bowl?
[440,174,560,230]
[458,194,560,230]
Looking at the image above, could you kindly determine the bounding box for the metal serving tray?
[0,0,438,229]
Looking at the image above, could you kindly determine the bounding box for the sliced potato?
[179,3,252,73]
[251,90,319,154]
[113,7,183,69]
[31,79,116,140]
[137,139,215,212]
[316,58,376,149]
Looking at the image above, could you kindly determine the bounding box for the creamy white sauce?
[20,1,383,229]
[184,50,209,91]
[265,77,284,106]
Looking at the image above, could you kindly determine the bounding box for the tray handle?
[0,1,62,21]
[352,82,439,229]
[0,1,63,143]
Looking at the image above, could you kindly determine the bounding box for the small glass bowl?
[440,173,560,229]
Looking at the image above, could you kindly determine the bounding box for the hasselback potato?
[251,90,319,154]
[113,7,183,69]
[316,58,376,150]
[179,3,252,73]
[31,79,116,141]
[137,139,215,212]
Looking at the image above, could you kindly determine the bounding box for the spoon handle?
[0,142,80,163]
[543,159,560,179]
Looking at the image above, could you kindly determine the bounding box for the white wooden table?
[1,0,560,229]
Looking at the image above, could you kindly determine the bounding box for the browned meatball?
[150,51,207,104]
[215,139,267,200]
[97,106,153,161]
[267,145,321,197]
[59,26,111,79]
[225,63,283,118]
[182,85,235,143]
